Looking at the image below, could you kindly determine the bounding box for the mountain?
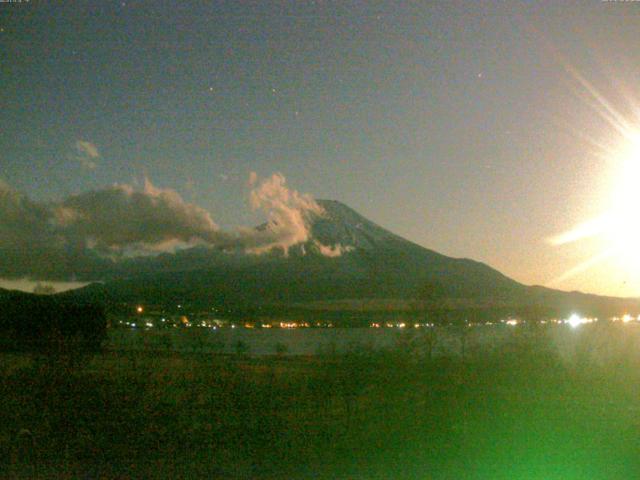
[63,200,640,319]
[311,200,525,298]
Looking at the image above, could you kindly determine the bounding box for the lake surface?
[107,322,640,362]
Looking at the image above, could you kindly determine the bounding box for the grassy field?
[2,324,640,479]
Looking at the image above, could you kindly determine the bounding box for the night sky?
[3,1,640,296]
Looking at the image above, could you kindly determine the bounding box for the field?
[2,323,640,479]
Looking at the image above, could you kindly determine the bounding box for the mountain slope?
[63,199,640,317]
[67,200,523,305]
[306,200,527,299]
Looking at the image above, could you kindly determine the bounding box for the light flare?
[547,248,615,285]
[549,110,640,285]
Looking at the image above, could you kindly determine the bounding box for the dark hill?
[0,289,106,352]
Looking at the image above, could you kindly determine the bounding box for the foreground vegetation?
[2,324,640,479]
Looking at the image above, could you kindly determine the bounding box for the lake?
[106,321,640,362]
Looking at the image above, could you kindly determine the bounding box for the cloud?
[0,173,343,281]
[75,140,100,170]
[314,241,354,258]
[241,173,324,255]
[76,140,99,159]
[0,179,57,249]
[55,178,227,254]
[0,177,228,279]
[0,179,94,279]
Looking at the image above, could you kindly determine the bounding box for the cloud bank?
[55,179,227,254]
[0,173,340,281]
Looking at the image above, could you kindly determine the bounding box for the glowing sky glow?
[549,119,640,287]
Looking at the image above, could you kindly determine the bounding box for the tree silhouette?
[0,295,106,354]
